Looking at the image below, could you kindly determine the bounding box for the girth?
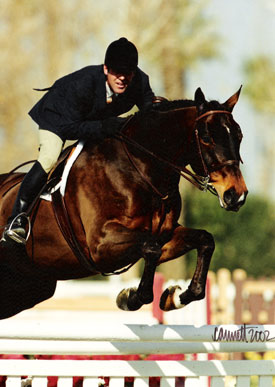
[49,146,102,274]
[51,190,101,274]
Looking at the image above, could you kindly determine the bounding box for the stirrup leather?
[3,213,31,244]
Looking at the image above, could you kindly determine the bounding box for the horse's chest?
[123,206,174,235]
[151,209,174,234]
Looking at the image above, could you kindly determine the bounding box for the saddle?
[0,143,100,274]
[1,112,151,275]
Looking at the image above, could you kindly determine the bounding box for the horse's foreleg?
[158,225,215,311]
[116,239,162,311]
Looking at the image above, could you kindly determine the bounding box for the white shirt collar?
[106,82,119,98]
[106,82,113,98]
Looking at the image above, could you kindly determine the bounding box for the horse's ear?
[194,87,206,112]
[223,85,242,112]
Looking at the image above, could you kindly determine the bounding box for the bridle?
[194,109,240,177]
[116,109,240,199]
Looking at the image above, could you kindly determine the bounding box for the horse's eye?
[201,135,211,144]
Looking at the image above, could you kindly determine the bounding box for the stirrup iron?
[3,213,31,245]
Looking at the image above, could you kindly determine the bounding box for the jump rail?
[0,322,274,386]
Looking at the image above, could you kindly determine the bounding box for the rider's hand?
[101,117,126,137]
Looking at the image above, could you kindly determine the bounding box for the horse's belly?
[88,220,148,273]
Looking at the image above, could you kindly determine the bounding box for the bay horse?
[0,87,248,319]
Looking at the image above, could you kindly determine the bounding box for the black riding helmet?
[104,37,138,75]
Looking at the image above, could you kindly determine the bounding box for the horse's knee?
[142,240,162,260]
[198,230,215,253]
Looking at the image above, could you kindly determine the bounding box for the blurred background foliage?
[0,0,274,279]
[0,0,219,170]
[183,186,275,278]
[244,56,275,114]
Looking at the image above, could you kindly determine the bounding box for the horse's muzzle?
[223,188,248,212]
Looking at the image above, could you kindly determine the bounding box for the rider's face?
[104,65,135,94]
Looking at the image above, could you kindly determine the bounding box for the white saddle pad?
[40,140,84,201]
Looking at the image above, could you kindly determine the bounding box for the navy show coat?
[29,65,155,141]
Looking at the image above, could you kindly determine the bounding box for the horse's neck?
[168,106,197,144]
[131,106,197,163]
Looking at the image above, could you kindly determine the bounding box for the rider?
[3,37,155,244]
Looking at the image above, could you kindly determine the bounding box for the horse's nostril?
[223,188,237,206]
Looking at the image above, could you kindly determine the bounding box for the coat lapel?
[93,67,107,113]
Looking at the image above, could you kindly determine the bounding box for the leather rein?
[115,109,237,199]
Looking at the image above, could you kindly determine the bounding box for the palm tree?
[121,0,220,99]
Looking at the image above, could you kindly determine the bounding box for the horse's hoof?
[116,287,143,311]
[116,288,133,310]
[159,285,185,311]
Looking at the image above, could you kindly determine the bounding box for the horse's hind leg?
[116,240,162,311]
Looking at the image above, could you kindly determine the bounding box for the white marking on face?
[225,125,231,134]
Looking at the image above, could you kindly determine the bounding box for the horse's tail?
[0,172,25,198]
[0,174,9,186]
[0,160,34,194]
[0,173,19,187]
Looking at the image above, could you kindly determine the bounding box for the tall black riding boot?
[3,161,48,244]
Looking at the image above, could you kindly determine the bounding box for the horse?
[0,87,248,319]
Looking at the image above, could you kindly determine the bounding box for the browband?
[196,110,232,122]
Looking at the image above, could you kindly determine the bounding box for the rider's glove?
[101,117,126,137]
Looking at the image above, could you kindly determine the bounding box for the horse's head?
[191,87,248,212]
